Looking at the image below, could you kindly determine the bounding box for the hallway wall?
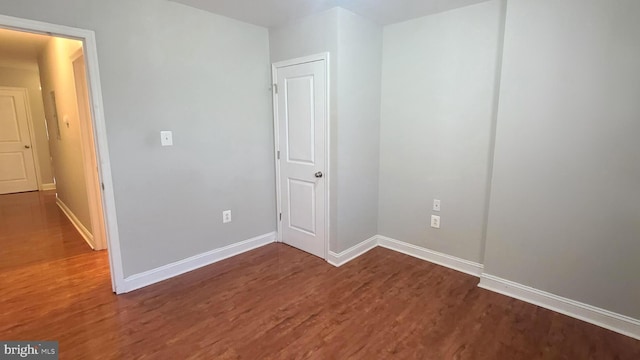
[38,37,92,233]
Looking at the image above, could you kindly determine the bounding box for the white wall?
[378,0,503,263]
[484,0,640,319]
[269,8,382,253]
[0,65,54,185]
[0,0,275,277]
[335,9,382,252]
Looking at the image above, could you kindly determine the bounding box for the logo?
[1,342,58,359]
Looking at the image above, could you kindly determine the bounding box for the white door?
[274,58,327,259]
[0,88,38,194]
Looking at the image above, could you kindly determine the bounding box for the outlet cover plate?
[222,210,232,223]
[431,215,440,229]
[433,199,441,212]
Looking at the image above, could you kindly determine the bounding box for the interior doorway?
[0,29,104,249]
[272,53,330,260]
[0,14,124,293]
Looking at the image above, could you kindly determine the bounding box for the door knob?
[314,171,323,178]
[24,145,31,149]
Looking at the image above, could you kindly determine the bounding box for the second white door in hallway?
[0,87,38,195]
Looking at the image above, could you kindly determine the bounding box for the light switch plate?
[160,131,173,146]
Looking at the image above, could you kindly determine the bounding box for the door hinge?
[101,182,105,190]
[273,83,278,94]
[279,213,282,221]
[277,150,280,160]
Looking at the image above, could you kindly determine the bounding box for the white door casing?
[72,50,107,250]
[0,14,124,293]
[0,87,38,194]
[273,54,329,259]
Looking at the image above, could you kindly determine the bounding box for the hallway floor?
[1,191,639,359]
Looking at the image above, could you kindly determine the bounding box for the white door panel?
[0,88,38,194]
[275,59,326,259]
[288,178,316,234]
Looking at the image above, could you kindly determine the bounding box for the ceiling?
[0,28,50,66]
[170,0,491,28]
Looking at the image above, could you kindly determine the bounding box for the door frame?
[0,86,42,192]
[271,52,330,261]
[70,48,107,251]
[0,14,125,293]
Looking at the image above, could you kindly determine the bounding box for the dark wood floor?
[1,191,639,359]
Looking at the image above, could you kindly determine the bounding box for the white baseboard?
[479,273,640,340]
[327,235,378,267]
[327,235,483,277]
[328,235,639,339]
[56,197,95,249]
[40,183,56,191]
[121,232,276,293]
[377,236,484,277]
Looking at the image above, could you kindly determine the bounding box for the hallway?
[0,190,113,354]
[0,191,103,271]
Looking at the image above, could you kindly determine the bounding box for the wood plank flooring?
[1,191,639,359]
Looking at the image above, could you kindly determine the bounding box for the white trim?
[271,65,281,243]
[479,273,640,340]
[327,235,483,277]
[327,235,640,339]
[272,52,330,260]
[71,49,107,251]
[328,235,378,267]
[56,196,95,249]
[40,183,56,191]
[273,53,329,68]
[377,236,484,277]
[0,14,124,294]
[121,232,277,293]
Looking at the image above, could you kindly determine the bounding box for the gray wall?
[0,0,276,277]
[378,0,503,263]
[484,0,640,319]
[269,8,340,252]
[270,8,382,253]
[335,9,382,252]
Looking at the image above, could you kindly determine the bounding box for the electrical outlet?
[222,210,232,223]
[160,130,173,146]
[433,199,441,212]
[430,215,440,229]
